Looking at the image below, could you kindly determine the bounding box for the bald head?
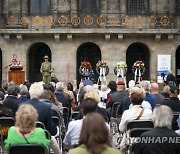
[151,82,159,94]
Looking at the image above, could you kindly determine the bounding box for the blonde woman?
[5,104,50,150]
[84,90,109,122]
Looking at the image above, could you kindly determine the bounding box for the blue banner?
[157,70,168,76]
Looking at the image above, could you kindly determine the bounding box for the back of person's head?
[55,82,64,91]
[101,84,107,92]
[92,84,99,91]
[128,80,135,89]
[23,81,31,91]
[153,105,173,129]
[29,82,44,99]
[40,89,51,100]
[169,86,179,96]
[50,81,56,88]
[129,87,144,105]
[43,83,55,93]
[108,81,117,91]
[8,81,16,87]
[79,113,110,154]
[84,90,100,103]
[67,82,73,91]
[15,104,38,134]
[83,85,93,92]
[7,84,20,96]
[2,82,8,92]
[150,82,159,93]
[141,80,151,93]
[19,85,28,96]
[117,81,126,90]
[163,85,170,94]
[81,98,98,115]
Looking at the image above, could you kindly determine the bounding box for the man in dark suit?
[162,86,180,112]
[22,82,56,136]
[107,81,128,116]
[3,84,21,116]
[133,105,180,154]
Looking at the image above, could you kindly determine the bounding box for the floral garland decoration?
[133,61,145,69]
[117,61,127,69]
[79,61,92,77]
[96,60,109,76]
[96,60,108,69]
[132,61,145,83]
[114,61,127,77]
[80,61,92,69]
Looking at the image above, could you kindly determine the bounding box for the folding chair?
[129,128,152,154]
[172,112,179,130]
[36,121,46,129]
[110,102,122,135]
[71,111,80,120]
[127,120,154,131]
[127,123,153,154]
[111,102,121,118]
[52,116,63,152]
[0,117,15,153]
[62,107,70,129]
[129,128,152,138]
[36,122,51,153]
[44,129,51,140]
[8,144,48,154]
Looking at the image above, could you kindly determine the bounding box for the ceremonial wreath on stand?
[114,61,127,86]
[96,60,109,85]
[132,61,145,84]
[79,61,93,81]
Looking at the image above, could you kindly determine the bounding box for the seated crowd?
[0,79,180,154]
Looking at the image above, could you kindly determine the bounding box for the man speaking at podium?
[40,55,54,84]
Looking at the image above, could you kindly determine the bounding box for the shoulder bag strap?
[135,107,144,120]
[21,131,30,144]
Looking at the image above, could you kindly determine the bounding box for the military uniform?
[40,61,53,84]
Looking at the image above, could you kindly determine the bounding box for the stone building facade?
[0,0,180,86]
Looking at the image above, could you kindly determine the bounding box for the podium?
[8,66,25,84]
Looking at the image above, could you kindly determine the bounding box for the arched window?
[0,0,4,14]
[176,0,180,16]
[29,0,51,15]
[176,46,180,84]
[127,0,149,14]
[77,42,101,85]
[0,49,2,85]
[28,42,51,82]
[78,0,99,14]
[126,43,150,82]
